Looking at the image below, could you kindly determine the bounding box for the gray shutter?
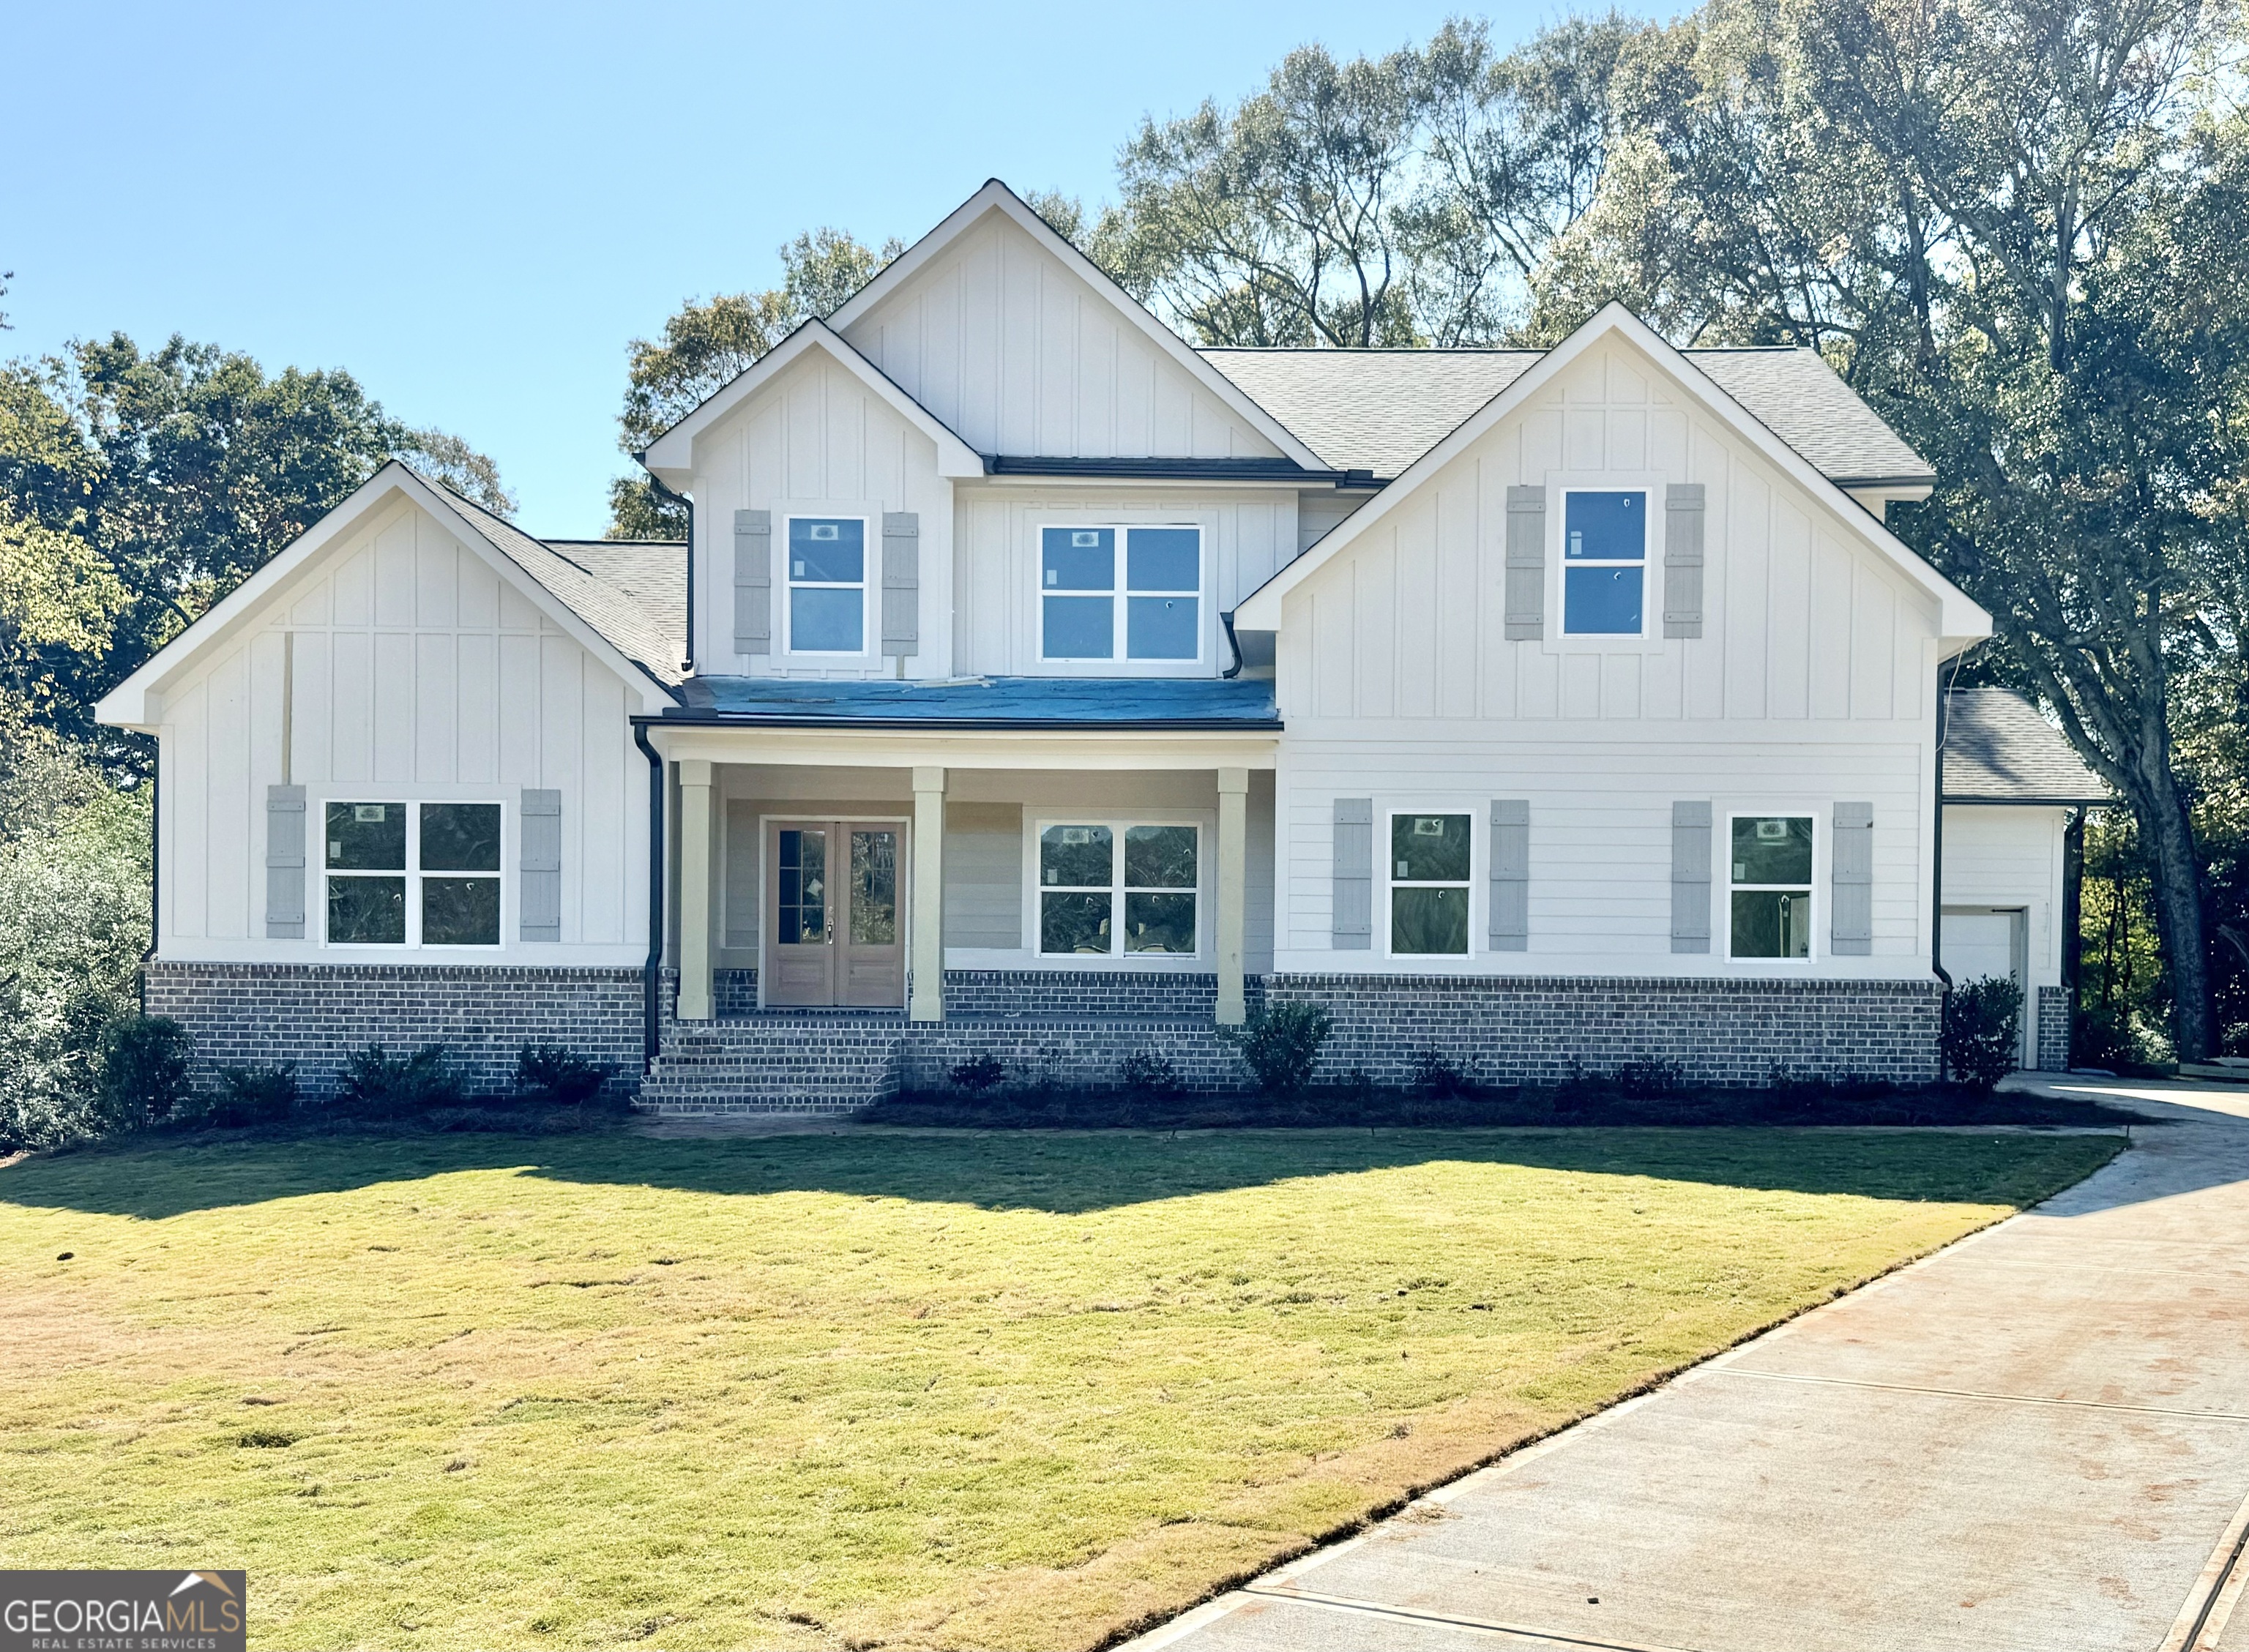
[521,789,562,943]
[1671,800,1712,954]
[1504,486,1546,640]
[1489,799,1529,952]
[733,509,772,654]
[881,512,920,659]
[264,785,306,938]
[1332,797,1373,950]
[1664,483,1706,639]
[1831,801,1873,955]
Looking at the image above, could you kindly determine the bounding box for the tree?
[608,229,901,537]
[405,427,516,517]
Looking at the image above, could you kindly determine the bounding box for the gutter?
[631,721,665,1073]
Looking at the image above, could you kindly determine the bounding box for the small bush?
[204,1064,298,1126]
[1942,975,2024,1091]
[1223,1001,1332,1094]
[334,1044,463,1115]
[514,1044,613,1107]
[94,1014,193,1130]
[1616,1058,1685,1099]
[948,1054,1007,1092]
[1410,1049,1473,1098]
[1119,1051,1184,1100]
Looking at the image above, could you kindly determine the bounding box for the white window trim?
[782,512,873,659]
[1723,807,1820,965]
[1542,469,1668,655]
[1035,521,1206,668]
[1029,815,1206,960]
[1558,485,1652,640]
[1384,807,1478,961]
[320,797,507,951]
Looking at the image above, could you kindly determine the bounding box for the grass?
[0,1124,2119,1651]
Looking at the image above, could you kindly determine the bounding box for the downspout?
[632,721,666,1073]
[138,739,160,1013]
[1220,610,1245,679]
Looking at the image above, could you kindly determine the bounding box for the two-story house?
[95,180,2106,1108]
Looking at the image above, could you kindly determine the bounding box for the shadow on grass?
[0,1118,2133,1222]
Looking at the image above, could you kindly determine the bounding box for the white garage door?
[1942,908,2028,1066]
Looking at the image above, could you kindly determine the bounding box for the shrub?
[334,1044,463,1115]
[94,1014,192,1130]
[1410,1049,1473,1098]
[514,1044,613,1107]
[1119,1051,1183,1100]
[1616,1057,1686,1099]
[1223,1001,1332,1094]
[1942,975,2024,1090]
[948,1054,1007,1091]
[204,1063,298,1126]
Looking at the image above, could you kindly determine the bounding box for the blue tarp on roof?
[671,675,1279,728]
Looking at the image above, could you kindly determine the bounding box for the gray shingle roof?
[415,472,687,691]
[1942,689,2110,803]
[1201,345,1935,487]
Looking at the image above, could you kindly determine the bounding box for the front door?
[764,821,906,1008]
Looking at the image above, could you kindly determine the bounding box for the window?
[1730,815,1813,959]
[1040,525,1201,662]
[786,516,866,653]
[1390,812,1471,955]
[1562,490,1646,635]
[325,801,502,947]
[1037,822,1199,956]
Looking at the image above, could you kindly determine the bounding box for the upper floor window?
[1562,490,1645,636]
[787,517,866,654]
[1040,525,1201,662]
[1729,814,1813,959]
[326,801,501,946]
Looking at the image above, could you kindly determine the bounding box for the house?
[93,180,2107,1109]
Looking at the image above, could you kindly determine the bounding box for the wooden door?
[763,821,906,1009]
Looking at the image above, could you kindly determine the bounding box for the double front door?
[764,821,906,1008]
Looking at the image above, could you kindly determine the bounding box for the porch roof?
[663,674,1281,730]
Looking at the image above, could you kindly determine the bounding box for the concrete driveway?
[1132,1083,2249,1652]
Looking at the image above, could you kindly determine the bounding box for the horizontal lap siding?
[1941,806,2067,981]
[159,499,644,957]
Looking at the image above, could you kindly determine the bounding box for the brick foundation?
[2034,983,2072,1072]
[144,961,645,1100]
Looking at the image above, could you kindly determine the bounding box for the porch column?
[1216,766,1248,1025]
[911,765,946,1022]
[676,759,715,1022]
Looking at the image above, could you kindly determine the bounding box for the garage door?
[1942,908,2027,1066]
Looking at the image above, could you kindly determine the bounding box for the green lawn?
[0,1125,2116,1651]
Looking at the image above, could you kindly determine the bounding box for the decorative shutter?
[264,785,306,939]
[1831,801,1873,955]
[1671,800,1712,954]
[881,512,920,658]
[1489,799,1529,952]
[733,509,772,654]
[1332,797,1373,950]
[521,789,562,943]
[1504,486,1545,640]
[1664,484,1706,639]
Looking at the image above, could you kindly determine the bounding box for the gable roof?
[639,320,983,487]
[1203,345,1935,487]
[824,180,1332,473]
[94,463,682,730]
[1942,688,2110,804]
[1231,304,1989,642]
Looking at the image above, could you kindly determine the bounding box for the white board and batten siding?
[690,349,957,679]
[1273,339,1944,978]
[154,498,647,964]
[839,209,1288,463]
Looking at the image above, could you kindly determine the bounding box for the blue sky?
[1,1,1551,537]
